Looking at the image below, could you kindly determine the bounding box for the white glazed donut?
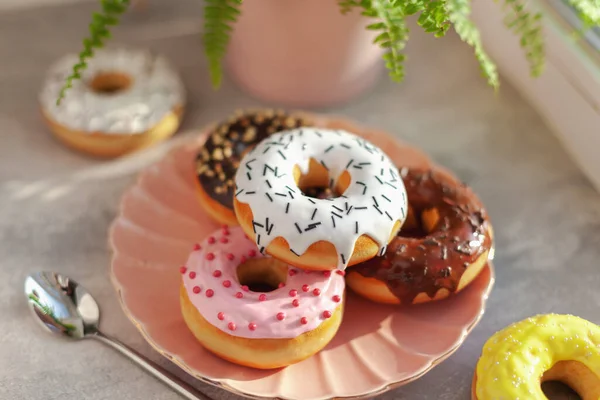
[39,47,185,157]
[233,128,408,271]
[180,226,346,369]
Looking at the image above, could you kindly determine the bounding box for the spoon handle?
[93,331,212,400]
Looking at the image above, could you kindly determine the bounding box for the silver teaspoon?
[24,271,211,400]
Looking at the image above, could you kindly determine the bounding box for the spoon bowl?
[24,271,209,400]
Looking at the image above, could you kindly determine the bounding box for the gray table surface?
[1,1,599,399]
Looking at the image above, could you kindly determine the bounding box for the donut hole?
[236,257,288,293]
[293,158,349,199]
[89,72,132,94]
[541,360,598,399]
[399,206,440,238]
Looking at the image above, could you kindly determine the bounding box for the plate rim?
[108,120,496,400]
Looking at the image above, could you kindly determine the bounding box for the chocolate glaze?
[354,167,493,304]
[196,110,312,210]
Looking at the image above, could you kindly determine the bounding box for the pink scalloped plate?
[109,116,495,400]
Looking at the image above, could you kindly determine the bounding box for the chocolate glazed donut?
[195,110,313,225]
[347,167,494,305]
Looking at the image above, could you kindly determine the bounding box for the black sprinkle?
[381,194,391,202]
[257,234,261,245]
[253,221,264,228]
[314,131,323,138]
[331,215,336,228]
[288,191,295,199]
[307,198,316,204]
[372,196,379,207]
[332,205,343,212]
[275,192,287,197]
[285,203,290,213]
[245,191,256,195]
[290,248,301,257]
[384,182,398,189]
[359,162,371,166]
[352,165,363,170]
[263,146,271,154]
[246,172,252,181]
[380,168,384,176]
[329,178,334,188]
[295,223,302,234]
[355,221,358,234]
[341,254,346,264]
[345,159,354,169]
[374,176,384,184]
[235,188,244,196]
[265,193,273,202]
[373,205,383,215]
[385,211,393,221]
[285,185,296,193]
[344,202,349,211]
[305,222,321,231]
[277,150,287,160]
[245,159,256,170]
[324,145,334,153]
[346,206,353,215]
[355,206,368,210]
[265,180,272,189]
[356,181,366,186]
[332,211,342,219]
[340,143,351,149]
[311,208,318,220]
[259,246,265,254]
[320,160,328,170]
[379,246,386,256]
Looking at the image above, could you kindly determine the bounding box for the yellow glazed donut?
[473,314,600,400]
[39,48,185,158]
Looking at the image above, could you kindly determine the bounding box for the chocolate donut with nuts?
[195,109,313,225]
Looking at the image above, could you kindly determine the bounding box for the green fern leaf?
[203,0,242,89]
[501,0,545,77]
[418,0,451,37]
[448,0,499,89]
[57,0,130,105]
[567,0,600,28]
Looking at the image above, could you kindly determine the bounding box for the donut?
[180,226,346,369]
[195,110,313,225]
[39,48,185,158]
[346,167,493,305]
[233,128,408,271]
[472,314,600,399]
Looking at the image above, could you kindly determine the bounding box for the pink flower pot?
[225,0,384,108]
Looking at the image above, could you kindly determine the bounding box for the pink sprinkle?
[313,288,321,296]
[248,322,257,331]
[228,322,236,331]
[278,282,285,288]
[248,249,256,257]
[220,237,229,243]
[242,285,249,292]
[276,312,285,321]
[336,270,346,276]
[301,284,309,292]
[189,271,196,279]
[217,312,225,320]
[206,289,214,298]
[259,294,267,301]
[235,292,243,298]
[332,295,341,303]
[323,310,332,319]
[193,243,201,251]
[289,270,296,276]
[192,286,201,294]
[206,253,215,261]
[300,317,308,325]
[179,266,187,274]
[292,299,300,307]
[223,280,231,288]
[226,253,235,261]
[213,270,222,278]
[289,289,298,297]
[222,228,230,236]
[208,236,216,244]
[323,271,331,277]
[240,256,247,264]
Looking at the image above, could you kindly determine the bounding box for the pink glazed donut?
[179,226,345,369]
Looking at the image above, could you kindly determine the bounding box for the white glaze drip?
[234,128,408,269]
[39,48,185,135]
